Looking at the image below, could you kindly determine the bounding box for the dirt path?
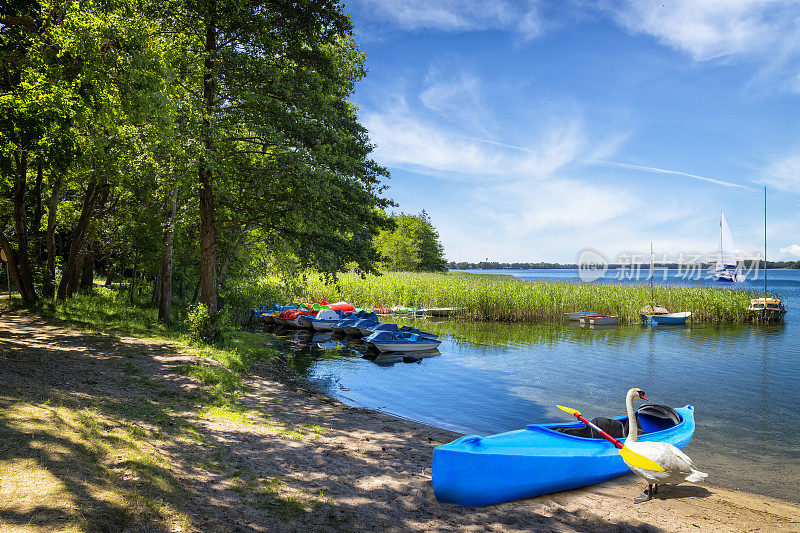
[1,311,798,532]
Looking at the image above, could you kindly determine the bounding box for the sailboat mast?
[764,186,767,294]
[650,242,654,303]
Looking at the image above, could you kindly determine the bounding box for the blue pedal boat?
[362,330,442,352]
[432,405,695,507]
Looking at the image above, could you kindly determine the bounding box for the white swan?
[623,388,708,503]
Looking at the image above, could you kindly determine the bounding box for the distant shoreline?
[449,264,798,270]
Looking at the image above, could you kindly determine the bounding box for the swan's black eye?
[639,390,646,398]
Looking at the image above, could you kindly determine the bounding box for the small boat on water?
[307,309,353,331]
[364,322,439,339]
[579,315,618,326]
[747,298,786,322]
[563,311,596,321]
[649,311,692,326]
[330,310,376,335]
[650,311,692,326]
[362,330,442,352]
[715,211,745,282]
[348,317,380,336]
[432,404,695,507]
[639,305,669,325]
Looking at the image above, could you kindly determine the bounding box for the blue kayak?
[432,405,695,507]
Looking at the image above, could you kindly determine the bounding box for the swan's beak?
[639,393,648,400]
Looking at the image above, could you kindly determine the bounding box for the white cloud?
[605,1,800,93]
[361,95,585,179]
[760,153,800,193]
[348,0,544,40]
[420,64,489,131]
[779,244,800,258]
[472,177,638,234]
[606,0,799,60]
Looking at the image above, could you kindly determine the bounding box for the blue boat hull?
[432,405,695,507]
[650,316,689,325]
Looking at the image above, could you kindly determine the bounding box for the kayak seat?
[552,405,680,439]
[636,404,682,433]
[554,417,627,439]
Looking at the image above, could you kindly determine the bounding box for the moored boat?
[363,322,439,339]
[563,311,596,321]
[307,309,351,331]
[715,210,745,282]
[747,297,786,322]
[579,314,618,326]
[649,311,692,326]
[432,404,695,507]
[362,330,442,352]
[639,305,669,325]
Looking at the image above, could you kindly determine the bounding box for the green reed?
[302,271,770,324]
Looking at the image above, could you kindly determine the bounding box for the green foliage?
[373,211,447,272]
[186,303,217,344]
[1,0,393,320]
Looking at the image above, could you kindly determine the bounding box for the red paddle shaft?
[570,412,625,450]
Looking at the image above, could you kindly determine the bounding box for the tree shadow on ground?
[1,311,674,532]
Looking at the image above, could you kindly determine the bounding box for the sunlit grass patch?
[0,395,191,532]
[174,363,243,394]
[201,404,260,425]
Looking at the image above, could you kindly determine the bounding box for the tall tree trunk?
[79,242,94,291]
[199,17,218,317]
[11,151,37,302]
[57,180,109,299]
[43,174,62,298]
[158,185,178,323]
[57,181,97,299]
[32,158,43,262]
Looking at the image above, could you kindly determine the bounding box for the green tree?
[374,211,447,272]
[165,0,392,325]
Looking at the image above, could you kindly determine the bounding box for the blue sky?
[344,1,800,263]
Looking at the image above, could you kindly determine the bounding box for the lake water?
[261,269,800,501]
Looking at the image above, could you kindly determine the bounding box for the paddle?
[556,405,665,472]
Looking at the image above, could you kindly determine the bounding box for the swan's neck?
[626,391,639,442]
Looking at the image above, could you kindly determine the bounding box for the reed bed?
[302,271,768,324]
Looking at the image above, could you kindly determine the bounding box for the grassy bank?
[303,271,769,324]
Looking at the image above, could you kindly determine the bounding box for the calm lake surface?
[262,269,800,501]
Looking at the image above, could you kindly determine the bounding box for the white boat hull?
[371,341,442,353]
[580,315,618,326]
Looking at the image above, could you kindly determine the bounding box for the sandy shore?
[1,311,798,532]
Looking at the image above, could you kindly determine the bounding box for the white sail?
[717,210,737,270]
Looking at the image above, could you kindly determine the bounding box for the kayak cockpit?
[533,404,684,439]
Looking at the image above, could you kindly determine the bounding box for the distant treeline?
[448,260,800,270]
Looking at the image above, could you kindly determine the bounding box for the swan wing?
[625,442,705,484]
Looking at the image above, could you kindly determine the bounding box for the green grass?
[302,271,773,324]
[28,286,282,372]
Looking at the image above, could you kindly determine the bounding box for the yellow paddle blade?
[556,405,581,416]
[619,446,665,471]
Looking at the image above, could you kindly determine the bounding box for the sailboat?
[715,210,745,282]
